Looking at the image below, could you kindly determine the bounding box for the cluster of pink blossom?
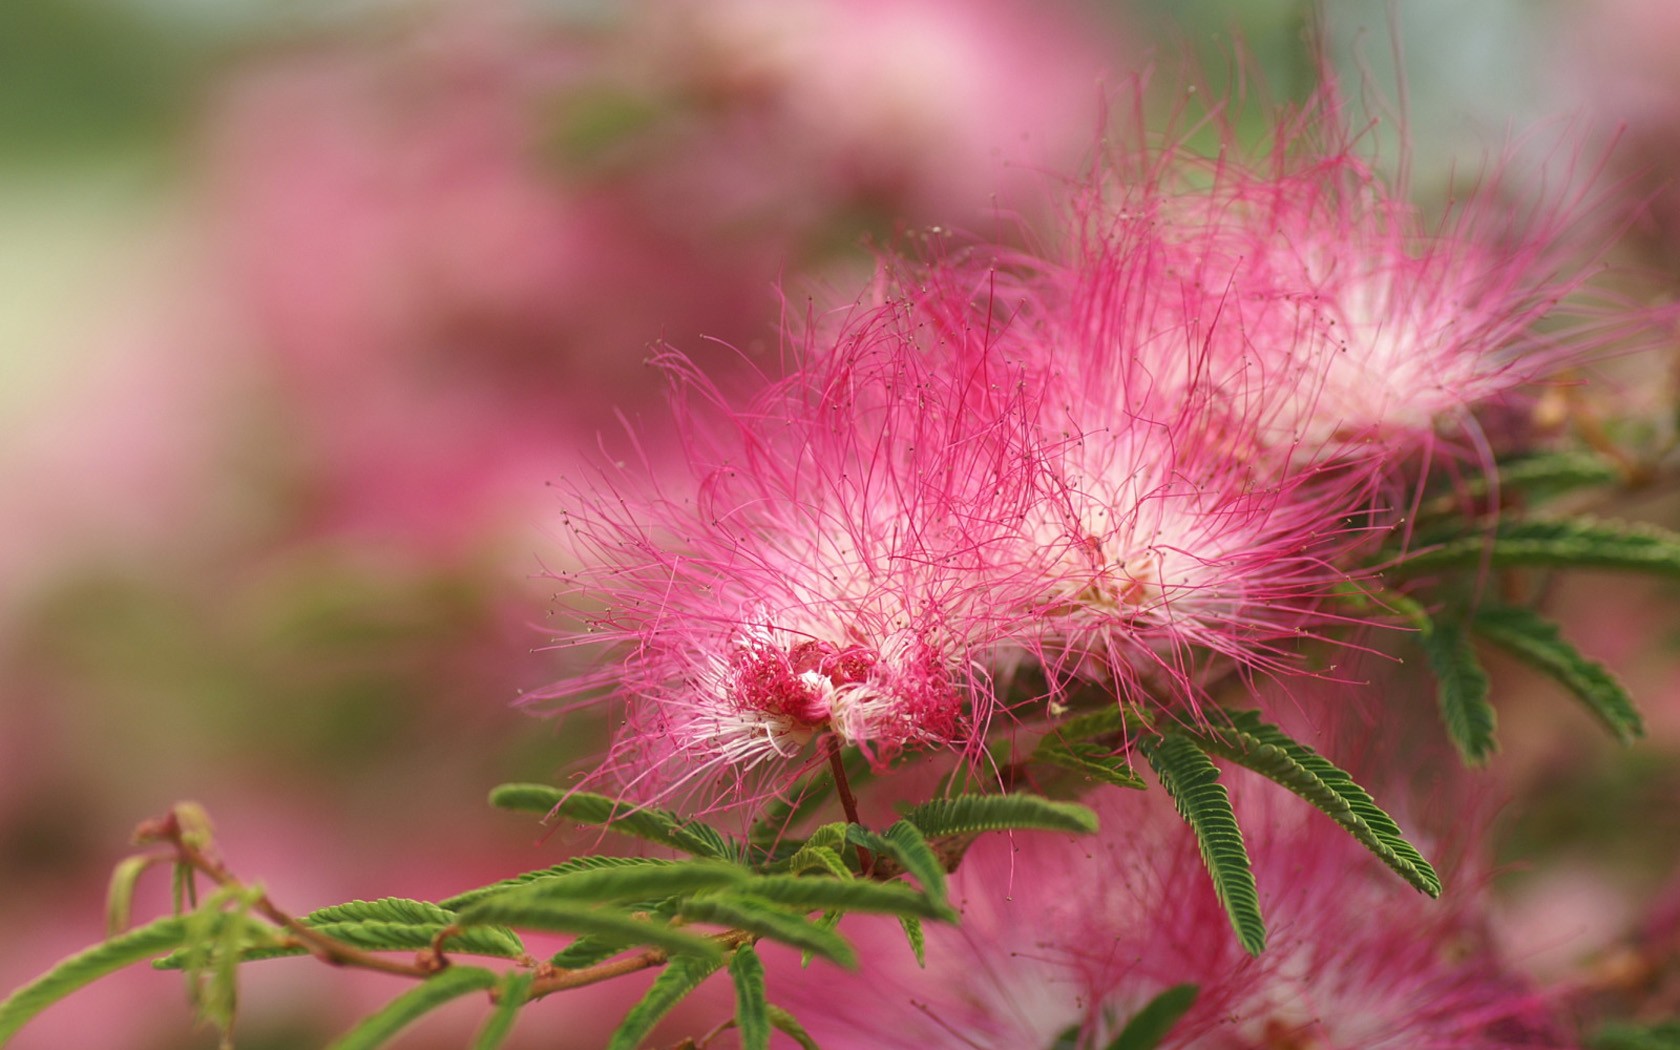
[554,83,1617,805]
[776,781,1568,1049]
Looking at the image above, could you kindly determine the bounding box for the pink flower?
[546,278,1043,805]
[776,780,1569,1049]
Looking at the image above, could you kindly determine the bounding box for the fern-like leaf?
[898,916,926,967]
[1416,614,1498,764]
[900,794,1099,839]
[1142,734,1266,955]
[1034,738,1149,790]
[1105,983,1200,1050]
[488,785,737,860]
[738,875,953,921]
[471,971,532,1050]
[467,860,746,907]
[847,821,949,906]
[676,896,857,967]
[1395,518,1680,578]
[1186,711,1441,897]
[1471,602,1645,744]
[1589,1021,1680,1050]
[784,844,853,879]
[768,1005,822,1050]
[458,899,722,962]
[729,945,771,1050]
[608,954,725,1050]
[440,857,674,911]
[326,966,498,1050]
[0,916,189,1041]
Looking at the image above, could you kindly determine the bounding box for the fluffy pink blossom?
[1056,85,1622,465]
[777,781,1569,1049]
[547,279,1044,804]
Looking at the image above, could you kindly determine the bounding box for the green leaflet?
[0,914,184,1037]
[1416,613,1498,765]
[768,1005,822,1050]
[457,898,723,962]
[898,916,926,967]
[326,966,497,1050]
[1185,711,1442,897]
[608,955,725,1050]
[1104,983,1199,1050]
[464,860,747,907]
[471,971,532,1050]
[1589,1021,1680,1050]
[157,897,526,966]
[1047,705,1133,742]
[676,896,856,967]
[1142,734,1266,956]
[440,857,674,911]
[1444,450,1622,509]
[847,821,949,907]
[900,793,1099,839]
[729,945,771,1050]
[1393,518,1680,578]
[104,855,153,936]
[738,874,954,921]
[488,784,738,860]
[1033,738,1149,790]
[1471,602,1645,744]
[785,844,853,879]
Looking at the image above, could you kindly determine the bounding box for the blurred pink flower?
[776,781,1568,1049]
[198,1,1126,555]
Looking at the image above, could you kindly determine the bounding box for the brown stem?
[526,930,756,1000]
[138,809,434,979]
[823,735,873,873]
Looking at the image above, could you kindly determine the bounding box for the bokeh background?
[2,1,1678,1046]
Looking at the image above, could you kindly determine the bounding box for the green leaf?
[294,898,524,958]
[1047,704,1132,742]
[1452,450,1622,507]
[1049,1023,1083,1050]
[676,896,856,967]
[467,860,747,907]
[1142,734,1265,955]
[1105,983,1199,1050]
[1416,613,1498,765]
[1033,738,1149,790]
[1589,1020,1680,1050]
[489,785,738,860]
[459,898,722,962]
[848,822,949,906]
[440,857,675,911]
[608,954,725,1050]
[1394,518,1680,578]
[105,855,154,936]
[0,915,190,1039]
[1184,711,1441,897]
[768,1005,822,1050]
[729,945,771,1050]
[471,971,532,1050]
[898,916,926,967]
[785,844,854,879]
[327,966,498,1050]
[1471,602,1645,744]
[900,794,1099,839]
[738,875,953,921]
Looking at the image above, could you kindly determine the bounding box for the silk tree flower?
[1058,85,1623,471]
[546,280,1044,805]
[995,244,1384,704]
[777,781,1569,1049]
